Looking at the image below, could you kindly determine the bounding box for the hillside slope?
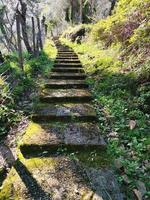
[61,0,150,199]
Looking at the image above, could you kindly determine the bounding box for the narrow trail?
[0,41,124,200]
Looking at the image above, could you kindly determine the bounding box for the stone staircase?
[25,41,106,153]
[0,41,124,200]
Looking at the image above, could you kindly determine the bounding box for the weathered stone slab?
[0,156,123,200]
[40,89,92,103]
[55,59,80,63]
[57,54,78,58]
[49,72,86,80]
[85,168,124,200]
[32,103,97,123]
[44,79,88,89]
[56,56,78,59]
[54,63,82,68]
[52,67,84,73]
[19,122,105,147]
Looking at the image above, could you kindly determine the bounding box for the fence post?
[16,13,24,71]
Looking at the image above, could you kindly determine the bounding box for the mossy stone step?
[55,59,80,63]
[58,50,74,53]
[0,155,123,200]
[57,52,77,55]
[57,54,78,57]
[32,103,97,123]
[56,56,78,59]
[54,63,82,68]
[49,72,86,80]
[44,80,88,89]
[40,88,92,103]
[19,122,105,149]
[52,67,84,73]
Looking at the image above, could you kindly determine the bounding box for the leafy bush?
[0,39,56,137]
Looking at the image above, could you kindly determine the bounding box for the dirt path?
[0,41,124,200]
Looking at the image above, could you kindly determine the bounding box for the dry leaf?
[129,120,136,130]
[133,189,142,200]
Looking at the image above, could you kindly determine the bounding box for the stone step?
[32,103,97,123]
[57,52,77,55]
[57,52,78,57]
[56,56,78,59]
[54,63,82,68]
[49,72,86,80]
[57,48,72,51]
[20,122,106,152]
[40,89,92,103]
[57,54,78,58]
[0,154,124,200]
[58,50,74,53]
[55,59,80,63]
[44,80,88,89]
[52,67,84,73]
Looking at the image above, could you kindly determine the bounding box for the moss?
[18,122,68,147]
[0,158,56,200]
[18,122,44,146]
[71,149,112,168]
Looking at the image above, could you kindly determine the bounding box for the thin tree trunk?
[41,16,47,36]
[36,34,39,56]
[70,0,74,24]
[37,17,43,50]
[17,1,32,54]
[0,23,15,51]
[32,17,36,55]
[16,14,23,71]
[1,38,11,52]
[79,0,83,23]
[0,51,4,64]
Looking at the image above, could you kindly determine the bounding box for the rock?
[122,174,130,184]
[93,193,104,200]
[133,189,142,200]
[137,181,146,197]
[129,120,136,130]
[114,159,123,170]
[70,27,86,42]
[108,131,118,138]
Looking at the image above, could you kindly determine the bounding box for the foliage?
[0,39,56,138]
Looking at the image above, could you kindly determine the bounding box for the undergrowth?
[0,39,56,138]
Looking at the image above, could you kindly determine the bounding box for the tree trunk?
[36,34,40,56]
[79,0,83,23]
[16,14,24,71]
[0,51,4,64]
[0,23,15,52]
[41,16,47,36]
[17,1,32,54]
[37,17,43,50]
[109,0,116,15]
[32,17,36,55]
[70,0,74,24]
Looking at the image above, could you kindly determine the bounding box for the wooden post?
[37,17,43,50]
[32,17,36,55]
[16,14,23,71]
